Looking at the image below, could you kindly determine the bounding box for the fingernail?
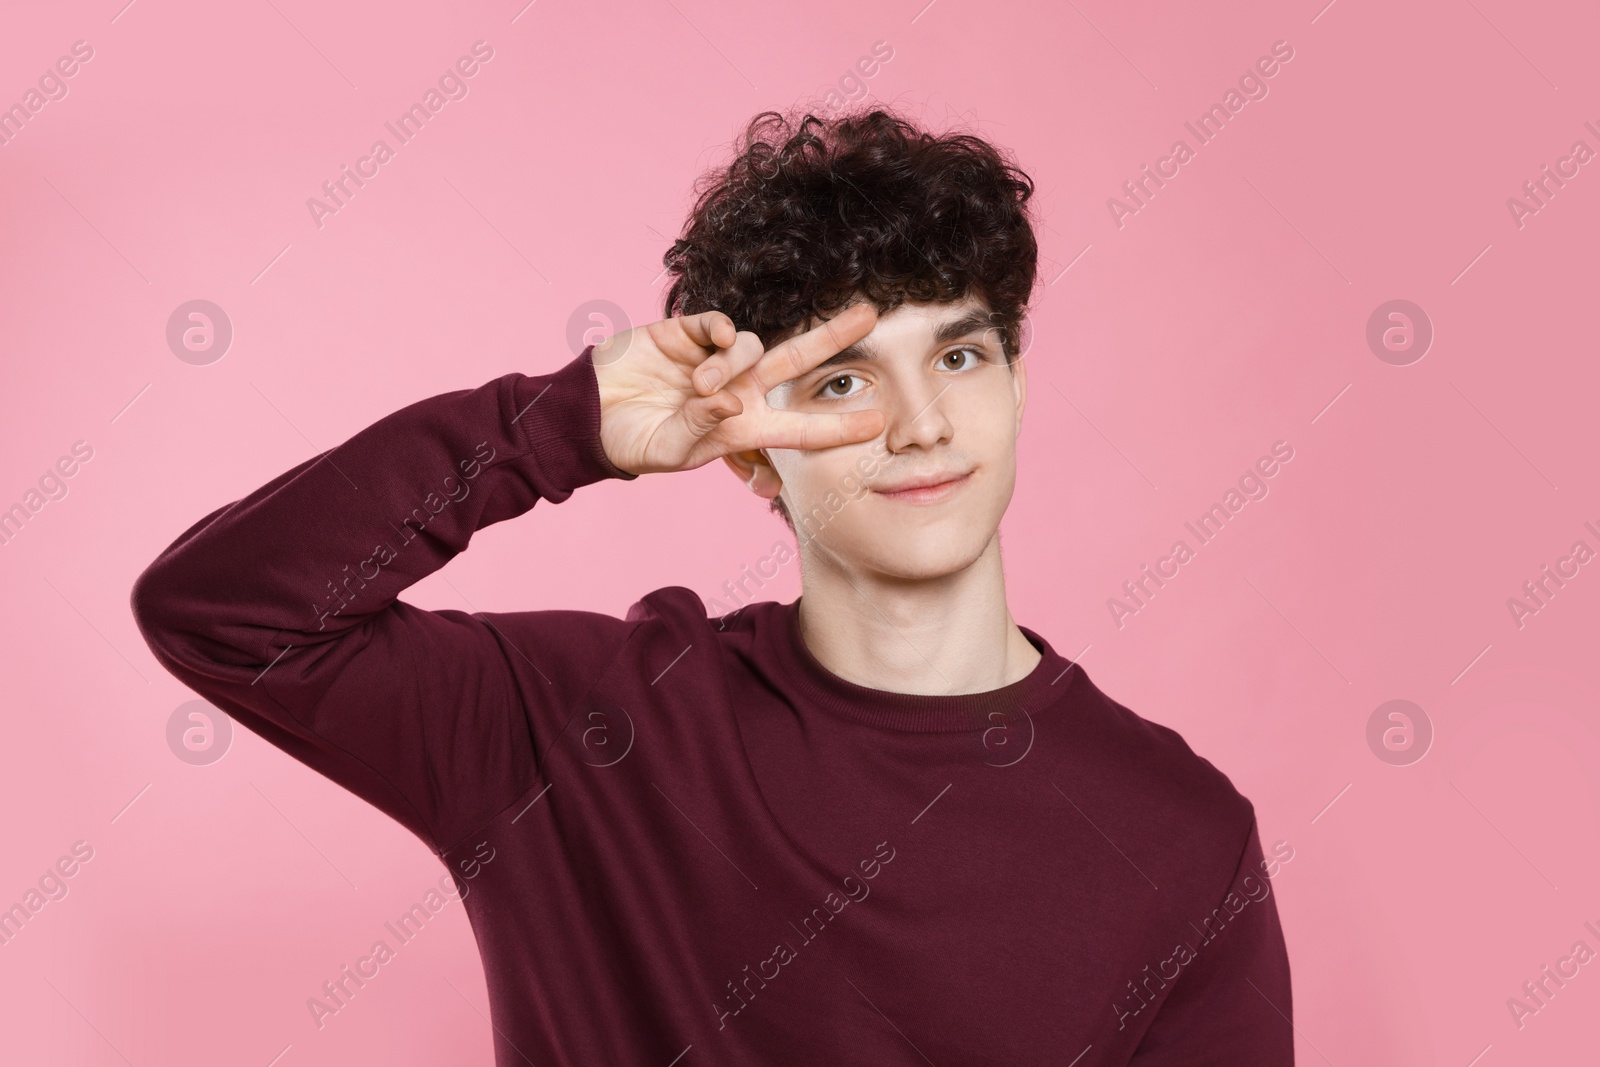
[702,368,723,391]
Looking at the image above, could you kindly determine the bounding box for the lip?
[872,472,972,504]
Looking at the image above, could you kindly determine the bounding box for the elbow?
[130,560,172,647]
[129,557,198,662]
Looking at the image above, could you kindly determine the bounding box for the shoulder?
[472,586,715,694]
[620,584,780,641]
[494,585,766,689]
[622,584,714,627]
[1063,670,1258,874]
[605,584,739,679]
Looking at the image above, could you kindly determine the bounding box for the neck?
[794,534,1041,696]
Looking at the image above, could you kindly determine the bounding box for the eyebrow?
[803,308,999,377]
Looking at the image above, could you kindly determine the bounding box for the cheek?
[956,399,1021,502]
[779,452,864,506]
[955,387,1020,452]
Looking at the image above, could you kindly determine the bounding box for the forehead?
[874,293,993,327]
[874,291,991,325]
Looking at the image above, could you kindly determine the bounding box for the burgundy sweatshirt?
[130,346,1294,1065]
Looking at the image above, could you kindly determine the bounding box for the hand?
[590,303,886,476]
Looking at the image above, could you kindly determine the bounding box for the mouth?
[872,471,972,505]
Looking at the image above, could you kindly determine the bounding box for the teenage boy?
[132,107,1293,1064]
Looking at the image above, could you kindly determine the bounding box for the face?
[725,294,1028,581]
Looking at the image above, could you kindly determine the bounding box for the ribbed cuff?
[508,344,639,498]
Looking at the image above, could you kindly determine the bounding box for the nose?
[882,375,955,453]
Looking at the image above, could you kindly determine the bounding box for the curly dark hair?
[661,105,1039,529]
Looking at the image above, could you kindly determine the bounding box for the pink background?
[3,0,1598,1062]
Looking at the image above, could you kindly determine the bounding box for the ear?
[722,448,784,501]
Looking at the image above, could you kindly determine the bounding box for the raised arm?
[130,306,887,856]
[130,347,645,854]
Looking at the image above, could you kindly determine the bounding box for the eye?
[814,373,866,400]
[941,345,991,371]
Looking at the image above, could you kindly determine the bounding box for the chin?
[827,523,996,582]
[790,475,1013,579]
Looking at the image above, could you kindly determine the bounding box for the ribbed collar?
[770,596,1079,733]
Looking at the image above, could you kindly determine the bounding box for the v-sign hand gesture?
[591,303,886,476]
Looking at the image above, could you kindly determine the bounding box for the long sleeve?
[130,346,639,856]
[1128,813,1296,1064]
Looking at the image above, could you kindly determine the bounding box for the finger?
[693,329,767,395]
[676,310,738,353]
[639,388,745,471]
[747,302,879,394]
[672,313,750,396]
[676,389,745,440]
[741,407,885,452]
